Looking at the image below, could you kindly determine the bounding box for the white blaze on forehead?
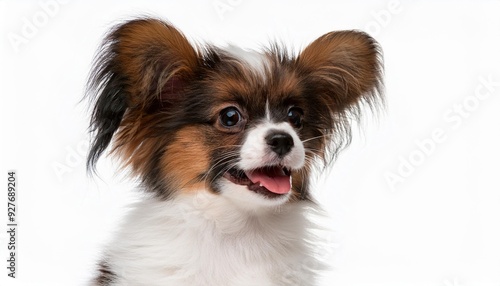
[225,45,268,79]
[265,99,271,122]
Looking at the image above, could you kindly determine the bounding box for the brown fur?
[160,126,210,192]
[87,17,382,201]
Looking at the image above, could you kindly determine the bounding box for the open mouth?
[223,166,292,199]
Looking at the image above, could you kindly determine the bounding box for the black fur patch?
[93,261,116,285]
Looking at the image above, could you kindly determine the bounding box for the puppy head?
[87,18,383,208]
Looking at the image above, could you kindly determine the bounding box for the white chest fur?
[100,191,324,286]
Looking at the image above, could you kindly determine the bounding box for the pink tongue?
[245,168,291,194]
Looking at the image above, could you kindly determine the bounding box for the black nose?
[265,131,294,157]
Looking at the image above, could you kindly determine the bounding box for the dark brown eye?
[287,107,303,128]
[219,107,242,127]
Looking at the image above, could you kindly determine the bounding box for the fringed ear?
[86,18,199,172]
[294,31,384,165]
[296,30,383,113]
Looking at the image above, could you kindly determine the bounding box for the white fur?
[225,45,268,79]
[95,97,318,286]
[265,99,271,121]
[218,179,292,209]
[238,121,305,171]
[97,191,324,286]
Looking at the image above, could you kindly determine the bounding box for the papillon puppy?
[87,17,383,286]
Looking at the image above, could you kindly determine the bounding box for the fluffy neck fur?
[97,191,324,286]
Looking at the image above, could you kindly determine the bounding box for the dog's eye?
[287,107,303,128]
[219,107,242,128]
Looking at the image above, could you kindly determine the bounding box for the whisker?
[207,160,240,187]
[301,133,334,144]
[201,152,239,181]
[207,145,243,152]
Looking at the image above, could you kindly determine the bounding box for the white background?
[1,0,500,285]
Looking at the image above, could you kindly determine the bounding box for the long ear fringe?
[297,30,385,168]
[85,26,129,174]
[85,17,199,174]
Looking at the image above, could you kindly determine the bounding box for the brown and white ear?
[296,30,383,111]
[87,18,200,171]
